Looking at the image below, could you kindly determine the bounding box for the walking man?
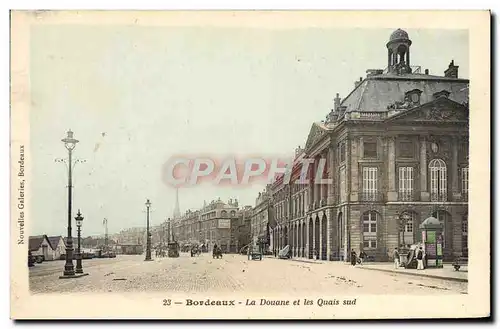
[417,247,425,270]
[393,247,400,269]
[359,250,367,266]
[350,249,357,266]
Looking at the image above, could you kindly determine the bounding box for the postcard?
[10,10,490,319]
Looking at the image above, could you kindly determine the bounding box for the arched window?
[230,210,236,217]
[362,211,378,249]
[221,210,227,218]
[429,159,447,201]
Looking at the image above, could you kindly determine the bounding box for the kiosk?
[419,216,444,268]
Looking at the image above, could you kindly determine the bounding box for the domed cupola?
[387,28,412,74]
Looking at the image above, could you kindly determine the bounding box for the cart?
[168,241,180,258]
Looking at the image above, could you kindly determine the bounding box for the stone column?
[315,156,321,207]
[311,218,315,259]
[420,137,430,201]
[387,137,398,201]
[326,212,331,261]
[344,208,349,263]
[451,137,461,201]
[305,220,309,258]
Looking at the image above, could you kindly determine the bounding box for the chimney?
[354,77,363,88]
[425,69,429,75]
[444,59,459,78]
[366,69,383,77]
[334,93,341,110]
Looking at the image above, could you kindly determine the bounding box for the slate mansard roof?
[340,74,469,113]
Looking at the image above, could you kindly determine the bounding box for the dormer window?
[433,90,451,100]
[404,89,423,106]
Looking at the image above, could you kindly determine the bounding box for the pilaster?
[350,137,359,202]
[387,136,398,201]
[420,137,430,201]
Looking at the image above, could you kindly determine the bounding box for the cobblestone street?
[29,253,467,295]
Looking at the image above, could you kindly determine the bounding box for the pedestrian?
[393,247,400,269]
[350,249,357,266]
[416,246,425,270]
[359,250,367,265]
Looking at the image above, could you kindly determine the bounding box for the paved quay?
[355,262,468,282]
[29,253,467,295]
[288,257,467,282]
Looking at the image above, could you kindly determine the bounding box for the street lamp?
[145,199,152,261]
[60,129,79,278]
[399,211,412,249]
[75,210,84,274]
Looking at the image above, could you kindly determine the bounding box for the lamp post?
[75,210,84,274]
[145,199,152,261]
[60,130,78,278]
[399,211,412,249]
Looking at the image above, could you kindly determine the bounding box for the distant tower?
[173,188,181,219]
[387,28,412,74]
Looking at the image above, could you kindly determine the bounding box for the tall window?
[398,167,414,201]
[461,167,469,197]
[339,167,347,202]
[339,142,346,163]
[363,141,378,158]
[362,167,378,201]
[429,159,447,201]
[362,211,378,249]
[462,215,468,252]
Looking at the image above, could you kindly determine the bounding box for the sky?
[30,26,469,236]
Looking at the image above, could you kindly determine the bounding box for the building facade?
[270,29,469,262]
[171,198,243,252]
[250,186,272,250]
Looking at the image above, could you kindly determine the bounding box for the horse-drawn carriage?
[212,246,223,259]
[168,241,180,258]
[190,245,201,257]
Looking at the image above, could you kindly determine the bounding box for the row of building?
[126,29,469,262]
[251,29,469,262]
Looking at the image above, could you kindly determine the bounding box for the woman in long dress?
[350,249,357,266]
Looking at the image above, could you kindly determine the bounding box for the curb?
[357,266,468,283]
[289,258,325,265]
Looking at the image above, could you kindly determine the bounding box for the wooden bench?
[452,256,468,271]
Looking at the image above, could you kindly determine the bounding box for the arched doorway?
[321,214,327,260]
[295,223,299,257]
[302,222,306,257]
[338,212,343,260]
[308,218,313,259]
[462,213,468,256]
[432,210,452,260]
[314,216,320,259]
[399,211,418,248]
[284,226,288,247]
[298,223,302,257]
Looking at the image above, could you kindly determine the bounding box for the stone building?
[270,29,469,262]
[172,198,241,252]
[250,186,272,251]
